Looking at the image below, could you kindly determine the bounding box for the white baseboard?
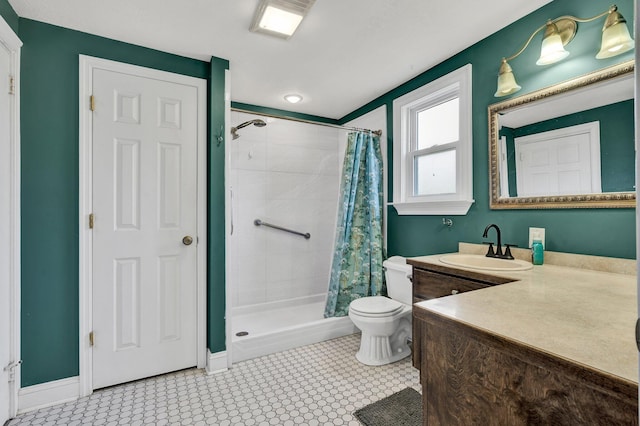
[18,376,80,414]
[206,350,228,374]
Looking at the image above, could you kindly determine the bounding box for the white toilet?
[348,256,413,366]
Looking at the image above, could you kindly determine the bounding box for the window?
[392,64,473,215]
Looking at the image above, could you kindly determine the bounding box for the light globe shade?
[494,60,521,97]
[596,20,635,59]
[536,32,570,65]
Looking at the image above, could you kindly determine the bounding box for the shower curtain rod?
[231,108,383,136]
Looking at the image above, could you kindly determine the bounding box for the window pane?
[417,98,459,149]
[414,150,456,195]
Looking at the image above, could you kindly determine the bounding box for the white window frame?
[392,64,474,215]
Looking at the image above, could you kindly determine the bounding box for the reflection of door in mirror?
[499,98,634,197]
[507,122,601,197]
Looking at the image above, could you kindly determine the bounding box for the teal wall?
[0,0,18,33]
[17,18,228,387]
[208,57,228,353]
[341,0,636,260]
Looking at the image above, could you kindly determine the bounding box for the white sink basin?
[439,254,533,271]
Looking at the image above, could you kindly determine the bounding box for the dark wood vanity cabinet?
[414,308,638,425]
[407,260,513,370]
[407,259,638,425]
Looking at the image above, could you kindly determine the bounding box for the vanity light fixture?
[284,94,303,104]
[536,21,571,66]
[495,4,634,97]
[250,0,316,40]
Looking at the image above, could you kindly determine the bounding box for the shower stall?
[227,110,358,363]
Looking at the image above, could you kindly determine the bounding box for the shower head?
[231,119,267,140]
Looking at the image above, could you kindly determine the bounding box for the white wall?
[229,111,341,307]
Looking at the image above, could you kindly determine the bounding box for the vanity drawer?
[413,269,489,301]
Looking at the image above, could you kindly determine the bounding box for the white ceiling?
[9,0,552,119]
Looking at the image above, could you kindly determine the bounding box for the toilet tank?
[383,256,413,305]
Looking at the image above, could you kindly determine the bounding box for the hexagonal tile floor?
[9,334,420,425]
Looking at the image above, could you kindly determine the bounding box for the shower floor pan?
[231,294,358,363]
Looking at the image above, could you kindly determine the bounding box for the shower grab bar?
[254,219,311,239]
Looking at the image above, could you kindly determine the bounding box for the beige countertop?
[411,249,638,385]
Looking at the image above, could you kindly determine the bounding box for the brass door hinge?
[89,331,94,347]
[89,213,94,229]
[90,95,95,111]
[8,75,14,95]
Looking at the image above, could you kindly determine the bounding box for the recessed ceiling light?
[284,94,303,104]
[250,0,316,40]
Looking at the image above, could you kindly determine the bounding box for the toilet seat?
[349,296,405,318]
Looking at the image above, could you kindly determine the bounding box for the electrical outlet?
[528,227,545,248]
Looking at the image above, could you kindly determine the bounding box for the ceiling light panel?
[250,0,316,39]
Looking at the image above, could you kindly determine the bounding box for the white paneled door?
[91,68,199,389]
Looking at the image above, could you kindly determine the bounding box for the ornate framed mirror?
[488,60,635,209]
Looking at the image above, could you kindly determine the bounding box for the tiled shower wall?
[229,111,343,307]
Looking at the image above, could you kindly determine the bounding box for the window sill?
[390,199,474,216]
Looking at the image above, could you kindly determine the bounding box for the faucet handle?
[504,244,517,260]
[482,242,495,257]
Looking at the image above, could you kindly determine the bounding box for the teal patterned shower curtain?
[324,131,385,318]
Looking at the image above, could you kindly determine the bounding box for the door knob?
[182,236,193,246]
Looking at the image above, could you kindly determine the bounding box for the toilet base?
[354,318,411,366]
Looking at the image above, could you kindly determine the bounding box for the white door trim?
[78,55,207,397]
[0,14,21,421]
[223,69,233,369]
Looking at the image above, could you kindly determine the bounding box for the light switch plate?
[528,227,545,248]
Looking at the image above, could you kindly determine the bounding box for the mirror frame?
[488,60,635,209]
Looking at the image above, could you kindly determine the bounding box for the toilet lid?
[350,296,404,316]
